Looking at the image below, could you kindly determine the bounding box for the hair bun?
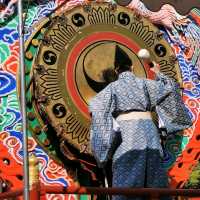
[102,68,118,84]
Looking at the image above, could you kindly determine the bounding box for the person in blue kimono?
[89,45,192,200]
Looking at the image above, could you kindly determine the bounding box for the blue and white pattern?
[89,71,192,200]
[112,149,170,200]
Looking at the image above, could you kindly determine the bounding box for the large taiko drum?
[23,2,181,181]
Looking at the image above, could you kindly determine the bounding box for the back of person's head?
[102,45,133,85]
[102,67,118,84]
[114,45,132,74]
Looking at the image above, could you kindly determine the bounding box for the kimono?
[89,71,192,200]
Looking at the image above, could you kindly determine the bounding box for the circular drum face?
[33,3,181,155]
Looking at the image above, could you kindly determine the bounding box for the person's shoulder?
[132,76,147,84]
[110,78,121,86]
[89,84,112,103]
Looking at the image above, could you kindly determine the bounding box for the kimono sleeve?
[145,73,192,134]
[88,85,117,168]
[144,72,173,109]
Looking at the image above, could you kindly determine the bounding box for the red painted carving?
[0,137,23,195]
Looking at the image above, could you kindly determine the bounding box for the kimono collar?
[118,71,135,80]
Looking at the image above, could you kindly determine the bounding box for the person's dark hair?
[115,63,131,74]
[102,67,118,84]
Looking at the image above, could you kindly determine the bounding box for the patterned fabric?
[112,148,170,200]
[154,75,192,133]
[113,119,163,161]
[89,71,192,167]
[89,71,192,199]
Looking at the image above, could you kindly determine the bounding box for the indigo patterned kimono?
[89,71,192,200]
